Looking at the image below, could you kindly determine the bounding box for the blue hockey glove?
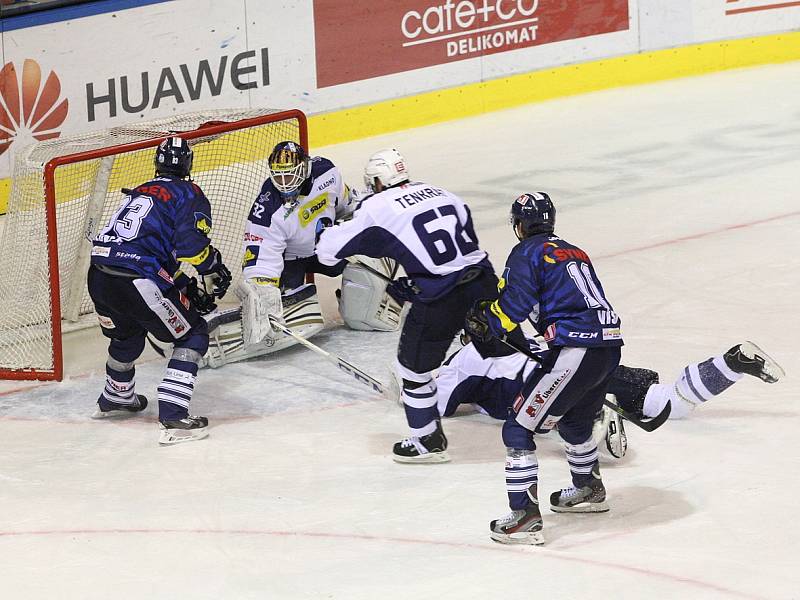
[386,276,420,304]
[201,247,232,299]
[464,301,493,343]
[315,217,333,244]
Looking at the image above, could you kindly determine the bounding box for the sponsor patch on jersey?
[602,328,623,341]
[91,246,111,257]
[157,268,174,285]
[194,212,212,234]
[544,242,590,265]
[242,245,259,268]
[544,323,557,342]
[512,393,525,413]
[298,194,329,228]
[568,331,598,339]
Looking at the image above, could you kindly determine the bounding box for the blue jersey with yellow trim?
[91,175,215,289]
[486,233,623,347]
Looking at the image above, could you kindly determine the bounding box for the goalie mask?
[155,136,193,179]
[363,148,410,193]
[268,141,311,202]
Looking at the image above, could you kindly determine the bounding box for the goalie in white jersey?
[203,141,402,367]
[316,148,520,463]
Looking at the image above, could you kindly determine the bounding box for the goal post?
[0,108,308,381]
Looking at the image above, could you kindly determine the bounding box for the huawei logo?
[0,59,69,158]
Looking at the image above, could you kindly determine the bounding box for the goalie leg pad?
[203,284,324,368]
[235,278,284,346]
[338,257,403,332]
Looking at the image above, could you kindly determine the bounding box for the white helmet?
[363,148,409,192]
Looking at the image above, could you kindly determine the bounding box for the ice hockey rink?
[1,61,798,599]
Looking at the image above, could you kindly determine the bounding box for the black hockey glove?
[201,247,232,300]
[386,276,420,304]
[186,276,217,315]
[464,301,493,343]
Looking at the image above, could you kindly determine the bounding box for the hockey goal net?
[0,108,307,381]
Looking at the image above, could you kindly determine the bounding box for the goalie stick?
[268,315,386,395]
[494,332,671,432]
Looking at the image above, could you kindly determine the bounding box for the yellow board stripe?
[308,32,800,147]
[1,31,798,213]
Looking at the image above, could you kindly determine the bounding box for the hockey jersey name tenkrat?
[316,181,491,302]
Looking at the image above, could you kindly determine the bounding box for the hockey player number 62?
[412,206,479,266]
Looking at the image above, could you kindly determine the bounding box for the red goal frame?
[0,109,308,381]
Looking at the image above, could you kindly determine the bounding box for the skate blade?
[742,341,786,383]
[550,500,610,514]
[490,530,545,545]
[392,450,451,464]
[91,407,141,420]
[158,428,210,445]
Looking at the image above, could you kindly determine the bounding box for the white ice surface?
[1,62,799,600]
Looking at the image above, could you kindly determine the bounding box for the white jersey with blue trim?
[316,181,490,301]
[242,157,356,283]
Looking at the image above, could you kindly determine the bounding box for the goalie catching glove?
[235,277,284,346]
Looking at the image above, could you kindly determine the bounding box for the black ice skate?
[158,415,209,445]
[392,421,449,463]
[723,341,785,384]
[606,365,660,418]
[490,486,544,545]
[550,465,609,513]
[91,394,148,419]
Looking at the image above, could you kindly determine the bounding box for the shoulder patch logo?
[194,212,212,234]
[0,59,69,158]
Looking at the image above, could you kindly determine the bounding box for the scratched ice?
[1,62,798,599]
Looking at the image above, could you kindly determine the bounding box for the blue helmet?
[510,192,556,239]
[155,136,193,178]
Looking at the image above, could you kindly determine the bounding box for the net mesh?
[0,108,304,378]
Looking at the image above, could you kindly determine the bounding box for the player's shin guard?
[157,348,208,444]
[92,358,148,418]
[393,363,449,463]
[551,467,608,513]
[491,460,544,547]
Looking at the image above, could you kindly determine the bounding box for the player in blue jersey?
[316,148,524,463]
[88,136,232,445]
[430,336,784,458]
[464,192,623,545]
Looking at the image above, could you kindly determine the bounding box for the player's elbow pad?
[488,300,518,335]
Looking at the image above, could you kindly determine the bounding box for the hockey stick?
[268,314,386,395]
[494,333,671,432]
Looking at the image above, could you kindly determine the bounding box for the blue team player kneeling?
[88,136,231,445]
[465,192,624,545]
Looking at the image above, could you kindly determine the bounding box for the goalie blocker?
[201,256,402,368]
